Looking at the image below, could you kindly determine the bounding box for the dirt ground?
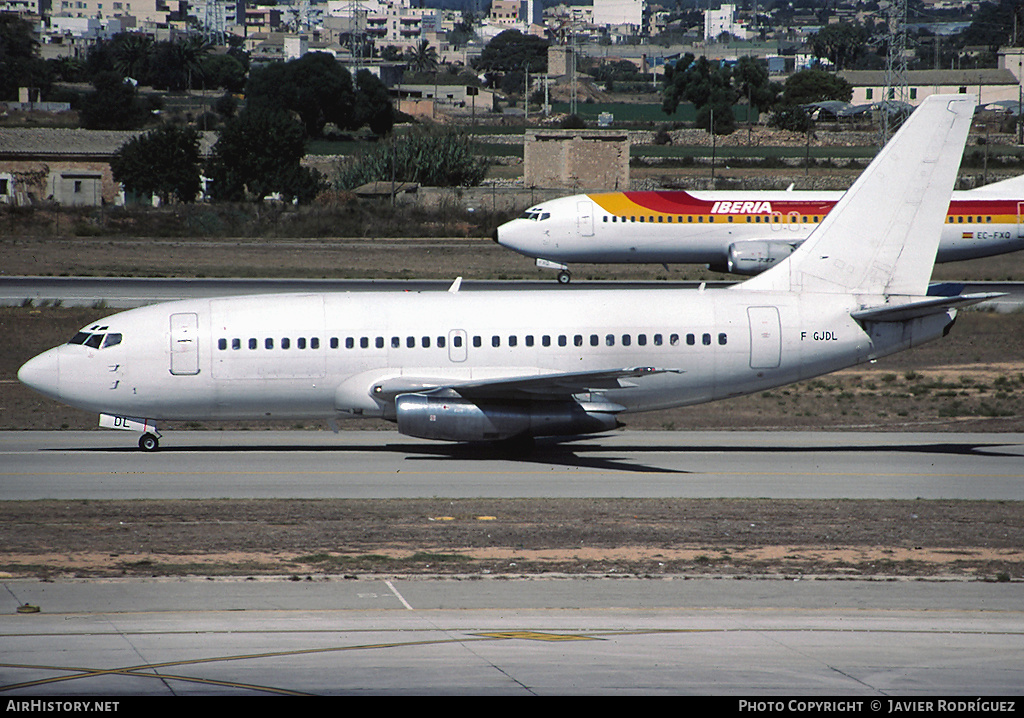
[1,235,1022,583]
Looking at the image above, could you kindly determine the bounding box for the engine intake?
[725,240,799,275]
[395,393,619,442]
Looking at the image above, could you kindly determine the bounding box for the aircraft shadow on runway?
[60,436,1022,474]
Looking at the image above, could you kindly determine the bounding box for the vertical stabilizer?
[740,95,976,296]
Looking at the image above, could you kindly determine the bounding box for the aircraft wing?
[373,367,680,404]
[851,293,1004,323]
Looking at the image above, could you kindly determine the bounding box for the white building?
[704,3,748,42]
[327,0,440,51]
[592,0,643,29]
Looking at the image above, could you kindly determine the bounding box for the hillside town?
[0,0,1022,207]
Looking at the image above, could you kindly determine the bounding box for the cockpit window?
[68,331,122,349]
[520,209,549,221]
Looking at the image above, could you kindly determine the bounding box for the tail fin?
[741,94,976,296]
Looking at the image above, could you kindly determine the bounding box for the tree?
[477,29,548,73]
[111,125,202,204]
[201,53,247,93]
[148,37,211,91]
[0,14,51,101]
[809,23,870,71]
[662,54,738,134]
[404,39,439,74]
[205,108,326,203]
[781,69,853,105]
[245,53,355,138]
[733,56,780,116]
[109,33,152,83]
[351,69,395,137]
[77,72,153,130]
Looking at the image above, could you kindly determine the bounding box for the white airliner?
[19,95,999,451]
[496,165,1024,283]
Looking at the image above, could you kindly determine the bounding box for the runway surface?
[2,429,1022,696]
[2,576,1022,696]
[1,430,1022,500]
[3,276,1022,311]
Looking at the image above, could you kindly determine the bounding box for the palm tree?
[404,39,439,74]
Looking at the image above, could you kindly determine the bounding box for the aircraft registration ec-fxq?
[19,95,1002,451]
[496,166,1024,283]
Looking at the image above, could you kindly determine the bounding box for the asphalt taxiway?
[1,429,1022,696]
[1,430,1021,500]
[2,576,1022,696]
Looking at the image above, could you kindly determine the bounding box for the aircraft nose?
[18,348,61,401]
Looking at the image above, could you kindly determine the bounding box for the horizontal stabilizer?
[851,293,1004,323]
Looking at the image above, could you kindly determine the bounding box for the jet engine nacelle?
[722,240,800,275]
[395,393,619,442]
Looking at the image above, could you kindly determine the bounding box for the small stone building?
[523,128,629,190]
[0,128,215,207]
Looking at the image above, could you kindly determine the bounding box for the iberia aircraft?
[496,170,1024,283]
[19,95,999,450]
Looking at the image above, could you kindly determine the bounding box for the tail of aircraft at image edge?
[18,95,1004,451]
[495,155,1024,285]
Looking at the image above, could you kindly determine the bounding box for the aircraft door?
[448,329,467,362]
[747,306,781,369]
[169,312,200,375]
[577,200,594,237]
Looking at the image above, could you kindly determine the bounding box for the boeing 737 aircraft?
[496,170,1024,283]
[19,95,999,451]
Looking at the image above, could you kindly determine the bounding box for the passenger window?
[558,335,567,347]
[266,338,274,350]
[686,334,695,346]
[508,335,517,347]
[422,337,430,348]
[345,337,353,349]
[298,338,307,349]
[590,334,599,346]
[391,337,400,348]
[249,338,257,350]
[231,338,241,350]
[360,337,369,349]
[375,337,384,349]
[654,334,663,346]
[407,336,415,348]
[282,338,290,349]
[311,338,320,349]
[330,337,339,349]
[218,338,227,351]
[703,333,712,346]
[605,334,614,346]
[574,335,583,347]
[452,335,462,348]
[670,334,679,346]
[718,333,728,345]
[637,334,647,346]
[622,334,631,346]
[525,335,534,347]
[492,335,500,347]
[473,336,481,348]
[103,333,122,348]
[437,336,445,348]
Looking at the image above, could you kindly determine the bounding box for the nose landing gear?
[139,432,160,452]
